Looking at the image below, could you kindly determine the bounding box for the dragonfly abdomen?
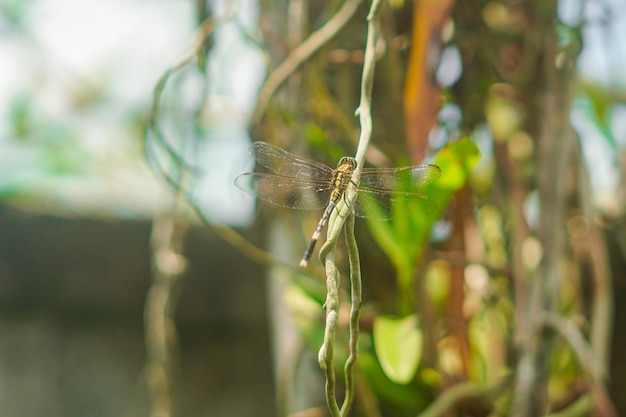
[299,202,336,267]
[299,156,357,267]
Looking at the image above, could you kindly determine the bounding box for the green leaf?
[573,92,619,149]
[373,315,423,384]
[365,139,480,312]
[432,138,481,193]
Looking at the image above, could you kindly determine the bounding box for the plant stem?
[317,1,383,415]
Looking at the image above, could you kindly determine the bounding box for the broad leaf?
[373,315,423,384]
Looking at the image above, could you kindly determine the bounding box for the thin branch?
[573,140,613,376]
[541,313,618,417]
[179,196,310,275]
[249,0,364,126]
[416,380,505,417]
[544,395,592,417]
[145,14,224,181]
[317,251,342,417]
[317,1,383,416]
[511,3,578,414]
[319,0,382,264]
[145,7,265,195]
[340,214,362,416]
[144,214,188,417]
[352,0,382,169]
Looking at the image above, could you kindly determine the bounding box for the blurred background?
[0,0,625,416]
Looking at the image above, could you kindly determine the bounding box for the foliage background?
[0,0,625,417]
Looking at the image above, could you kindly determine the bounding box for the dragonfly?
[235,142,441,267]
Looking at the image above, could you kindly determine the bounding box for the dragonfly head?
[337,156,357,170]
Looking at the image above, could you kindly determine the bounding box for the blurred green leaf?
[429,138,481,198]
[576,86,620,149]
[424,260,451,311]
[359,350,429,416]
[0,0,34,24]
[365,139,480,311]
[373,315,422,384]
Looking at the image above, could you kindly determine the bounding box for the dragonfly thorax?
[329,156,357,206]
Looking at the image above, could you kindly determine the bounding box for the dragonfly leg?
[342,188,357,214]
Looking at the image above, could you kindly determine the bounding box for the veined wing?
[352,187,437,219]
[351,164,441,219]
[235,173,331,210]
[250,142,334,181]
[357,164,441,190]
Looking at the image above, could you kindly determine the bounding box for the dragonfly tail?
[299,238,318,267]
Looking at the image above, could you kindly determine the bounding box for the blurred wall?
[0,205,274,417]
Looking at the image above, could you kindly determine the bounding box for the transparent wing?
[357,164,441,190]
[352,188,437,219]
[250,142,334,180]
[235,173,331,210]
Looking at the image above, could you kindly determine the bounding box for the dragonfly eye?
[338,156,357,169]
